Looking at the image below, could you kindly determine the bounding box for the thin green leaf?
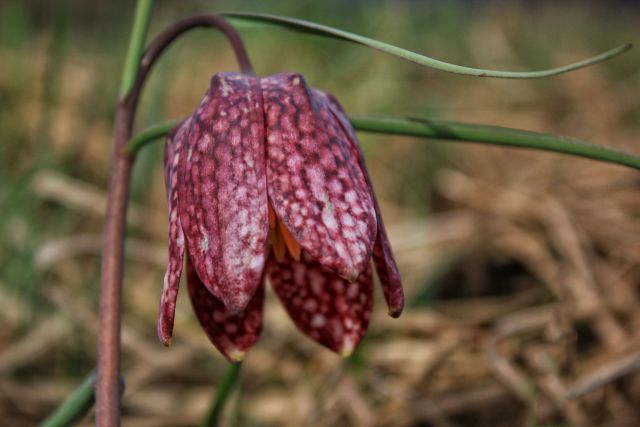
[126,119,178,155]
[200,364,242,427]
[350,115,640,170]
[222,12,631,79]
[40,373,95,427]
[119,0,155,97]
[126,116,640,170]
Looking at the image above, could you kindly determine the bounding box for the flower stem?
[97,9,254,425]
[199,364,242,427]
[125,116,640,171]
[127,120,180,154]
[40,373,95,427]
[97,1,154,425]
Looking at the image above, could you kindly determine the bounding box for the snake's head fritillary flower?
[157,72,404,363]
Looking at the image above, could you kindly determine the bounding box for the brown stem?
[96,99,135,427]
[96,14,252,426]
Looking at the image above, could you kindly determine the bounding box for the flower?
[157,72,403,362]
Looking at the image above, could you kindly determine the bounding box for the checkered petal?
[186,255,264,363]
[157,118,191,345]
[268,252,373,356]
[178,73,269,314]
[321,91,404,317]
[262,73,377,282]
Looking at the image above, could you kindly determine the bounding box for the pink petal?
[321,91,404,317]
[186,256,264,363]
[178,73,269,314]
[262,73,376,281]
[268,252,373,356]
[157,118,191,345]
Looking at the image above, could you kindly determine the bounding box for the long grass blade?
[222,12,631,79]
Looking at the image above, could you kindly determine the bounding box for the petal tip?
[387,306,404,318]
[386,292,405,318]
[344,272,358,284]
[225,298,250,317]
[199,276,256,316]
[225,348,246,364]
[340,260,366,284]
[157,326,173,347]
[339,337,357,358]
[157,313,174,347]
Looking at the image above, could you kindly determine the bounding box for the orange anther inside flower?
[268,202,277,229]
[268,203,301,262]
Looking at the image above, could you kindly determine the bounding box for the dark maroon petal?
[157,118,191,345]
[262,73,376,281]
[321,91,404,317]
[178,72,269,314]
[186,256,264,363]
[268,252,373,355]
[370,222,404,318]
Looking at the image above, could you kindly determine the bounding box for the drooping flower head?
[158,72,403,362]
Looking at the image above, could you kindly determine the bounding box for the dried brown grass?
[1,3,639,426]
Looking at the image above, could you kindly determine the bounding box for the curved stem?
[97,116,134,427]
[97,9,253,426]
[223,12,631,79]
[97,3,153,425]
[127,120,179,154]
[128,13,254,110]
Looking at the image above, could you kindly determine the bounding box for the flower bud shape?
[158,72,404,362]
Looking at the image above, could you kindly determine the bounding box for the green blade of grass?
[126,116,640,170]
[199,364,242,427]
[222,12,631,79]
[350,115,640,170]
[119,0,155,97]
[40,373,95,427]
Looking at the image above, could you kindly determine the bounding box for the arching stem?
[96,8,253,425]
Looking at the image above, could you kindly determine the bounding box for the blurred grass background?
[1,0,639,426]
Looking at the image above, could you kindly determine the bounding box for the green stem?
[126,119,178,154]
[223,12,631,79]
[40,373,95,427]
[350,115,640,170]
[125,116,640,170]
[199,364,242,427]
[119,0,155,97]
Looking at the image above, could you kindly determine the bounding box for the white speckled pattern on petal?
[268,252,373,355]
[157,117,191,345]
[262,73,376,282]
[157,71,403,363]
[178,73,269,314]
[321,91,404,317]
[186,256,264,363]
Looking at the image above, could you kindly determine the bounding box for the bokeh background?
[1,1,639,426]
